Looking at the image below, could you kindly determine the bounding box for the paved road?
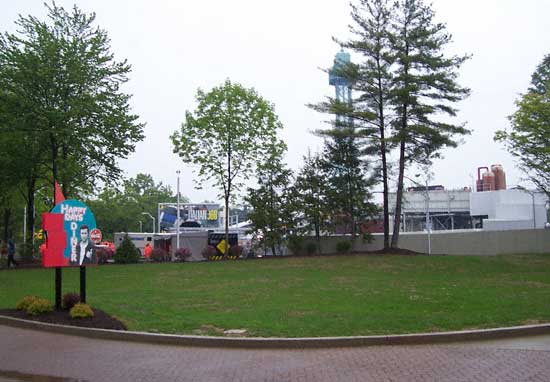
[1,325,550,382]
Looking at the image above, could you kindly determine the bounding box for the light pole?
[141,212,155,233]
[516,186,536,229]
[176,170,181,250]
[138,220,143,232]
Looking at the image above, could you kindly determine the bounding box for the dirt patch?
[192,324,226,336]
[366,247,427,256]
[0,308,127,331]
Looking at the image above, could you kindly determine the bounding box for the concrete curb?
[1,315,549,349]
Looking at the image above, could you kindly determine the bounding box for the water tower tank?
[329,50,351,86]
[482,170,495,191]
[491,164,506,190]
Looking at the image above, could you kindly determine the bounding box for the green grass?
[1,254,550,337]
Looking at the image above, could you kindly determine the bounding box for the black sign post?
[80,266,86,304]
[55,267,62,310]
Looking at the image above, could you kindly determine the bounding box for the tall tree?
[337,0,394,248]
[171,80,283,256]
[245,141,295,256]
[0,2,144,200]
[495,54,550,197]
[389,0,470,248]
[321,129,376,240]
[293,152,331,254]
[529,54,550,95]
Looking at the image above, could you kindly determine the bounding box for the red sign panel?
[42,213,69,267]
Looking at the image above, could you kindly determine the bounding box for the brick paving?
[1,325,549,382]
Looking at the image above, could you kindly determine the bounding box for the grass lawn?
[1,253,549,337]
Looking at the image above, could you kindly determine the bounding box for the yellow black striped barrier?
[208,255,239,261]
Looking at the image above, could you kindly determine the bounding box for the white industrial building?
[470,188,548,230]
[389,187,549,232]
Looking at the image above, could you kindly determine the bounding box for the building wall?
[308,229,550,256]
[470,189,548,230]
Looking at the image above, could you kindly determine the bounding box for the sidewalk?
[1,325,549,382]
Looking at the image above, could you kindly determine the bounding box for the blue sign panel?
[51,199,97,266]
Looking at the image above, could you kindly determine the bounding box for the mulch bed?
[0,308,127,331]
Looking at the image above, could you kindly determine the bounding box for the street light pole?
[517,186,537,229]
[531,193,536,229]
[176,170,181,250]
[425,178,431,255]
[138,221,143,232]
[141,212,155,233]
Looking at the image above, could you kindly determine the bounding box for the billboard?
[159,203,220,231]
[42,199,97,267]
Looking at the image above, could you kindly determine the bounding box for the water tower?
[328,50,352,111]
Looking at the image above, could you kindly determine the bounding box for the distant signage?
[90,228,102,244]
[42,199,97,268]
[160,203,220,230]
[208,232,238,256]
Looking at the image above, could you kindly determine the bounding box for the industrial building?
[389,165,549,233]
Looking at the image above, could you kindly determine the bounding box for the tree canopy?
[171,80,283,255]
[87,173,181,239]
[496,54,550,196]
[0,1,144,197]
[0,2,144,247]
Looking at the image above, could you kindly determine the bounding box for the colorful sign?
[208,232,238,256]
[90,228,102,244]
[159,203,220,230]
[42,199,97,268]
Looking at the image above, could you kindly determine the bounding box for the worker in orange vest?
[144,243,152,261]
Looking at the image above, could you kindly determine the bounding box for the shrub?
[113,235,141,264]
[70,303,94,319]
[336,240,352,254]
[287,235,304,255]
[26,298,53,316]
[16,296,39,311]
[96,247,114,264]
[175,247,192,262]
[305,242,318,255]
[62,292,81,310]
[201,245,217,260]
[151,248,170,262]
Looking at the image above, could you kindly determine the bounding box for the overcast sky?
[2,0,550,203]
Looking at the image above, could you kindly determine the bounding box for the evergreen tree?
[321,129,376,240]
[292,152,331,254]
[245,141,295,256]
[389,0,470,248]
[114,234,141,264]
[337,0,394,249]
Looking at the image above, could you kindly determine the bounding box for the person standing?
[0,240,7,265]
[144,242,152,261]
[7,239,18,268]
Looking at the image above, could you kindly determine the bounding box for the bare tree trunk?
[224,140,231,258]
[391,138,406,248]
[378,94,390,250]
[26,176,36,255]
[50,133,58,202]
